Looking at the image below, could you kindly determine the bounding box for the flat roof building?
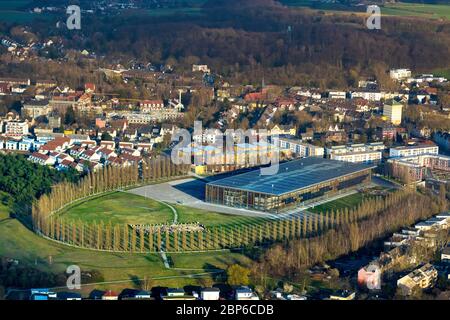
[205,158,375,213]
[383,100,403,125]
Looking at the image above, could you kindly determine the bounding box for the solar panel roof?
[207,158,376,196]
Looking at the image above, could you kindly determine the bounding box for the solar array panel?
[207,158,375,196]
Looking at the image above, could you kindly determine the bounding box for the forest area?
[1,0,449,88]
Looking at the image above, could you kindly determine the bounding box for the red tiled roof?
[30,152,49,161]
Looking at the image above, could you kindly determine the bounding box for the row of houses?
[26,135,147,171]
[29,286,259,301]
[358,212,450,296]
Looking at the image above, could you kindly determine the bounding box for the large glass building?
[205,158,376,213]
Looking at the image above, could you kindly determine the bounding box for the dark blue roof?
[207,158,375,196]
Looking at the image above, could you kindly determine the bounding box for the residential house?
[28,152,55,166]
[161,288,196,301]
[200,288,220,301]
[397,263,438,296]
[234,286,259,301]
[101,290,119,301]
[80,149,101,162]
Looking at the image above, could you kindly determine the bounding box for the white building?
[390,68,412,81]
[389,144,439,158]
[442,246,450,264]
[328,91,347,99]
[5,121,28,136]
[200,288,220,300]
[28,152,55,166]
[192,64,210,73]
[234,287,259,301]
[351,91,384,101]
[326,143,384,163]
[5,140,17,150]
[277,136,324,158]
[331,151,382,163]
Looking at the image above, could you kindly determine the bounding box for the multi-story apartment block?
[277,136,324,158]
[5,121,28,136]
[387,153,450,183]
[383,100,403,125]
[389,143,439,158]
[139,100,164,113]
[389,68,412,81]
[326,143,384,163]
[331,151,381,163]
[397,263,437,296]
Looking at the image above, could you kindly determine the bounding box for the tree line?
[33,171,432,253]
[252,189,445,283]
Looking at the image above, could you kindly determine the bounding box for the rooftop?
[207,158,375,196]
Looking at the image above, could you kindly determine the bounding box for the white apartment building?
[351,91,384,101]
[389,144,439,158]
[328,91,347,99]
[331,151,382,163]
[327,142,383,154]
[5,121,28,136]
[277,136,324,158]
[326,143,384,163]
[5,140,17,150]
[390,68,412,81]
[140,100,164,113]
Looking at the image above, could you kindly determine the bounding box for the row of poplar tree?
[32,160,414,252]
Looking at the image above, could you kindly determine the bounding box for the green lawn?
[382,3,450,20]
[309,192,366,214]
[175,205,267,227]
[59,190,267,228]
[0,0,54,23]
[0,201,251,292]
[169,251,252,270]
[282,0,450,20]
[59,191,174,225]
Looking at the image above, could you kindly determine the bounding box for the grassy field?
[59,190,267,228]
[382,3,450,20]
[308,187,393,213]
[281,0,450,20]
[175,205,266,227]
[309,192,365,213]
[59,191,174,225]
[0,0,54,23]
[0,200,252,292]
